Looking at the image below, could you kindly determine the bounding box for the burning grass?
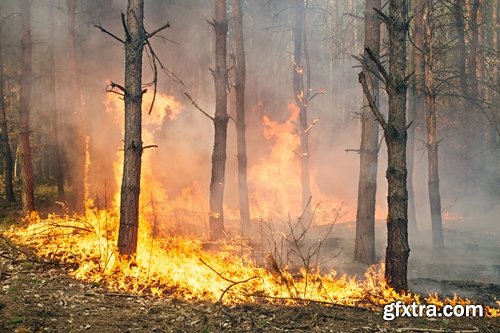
[3,209,499,318]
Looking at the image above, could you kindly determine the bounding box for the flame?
[6,92,496,317]
[248,104,301,217]
[248,104,356,223]
[4,212,498,317]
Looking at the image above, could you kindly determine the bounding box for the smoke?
[1,0,498,285]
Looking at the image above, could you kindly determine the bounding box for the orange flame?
[4,212,498,317]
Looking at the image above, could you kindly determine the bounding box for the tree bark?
[66,0,85,212]
[0,15,15,203]
[48,3,65,200]
[354,0,381,265]
[19,0,35,213]
[232,0,251,237]
[384,0,410,292]
[293,0,312,219]
[209,0,228,241]
[117,0,145,255]
[452,0,474,179]
[423,0,444,256]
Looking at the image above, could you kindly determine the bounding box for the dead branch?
[142,144,158,150]
[0,234,31,258]
[358,72,388,132]
[109,81,126,93]
[94,23,125,44]
[304,118,320,134]
[184,92,214,121]
[199,258,259,302]
[219,276,259,303]
[365,47,389,83]
[306,89,327,103]
[146,22,170,40]
[121,12,131,42]
[144,42,158,115]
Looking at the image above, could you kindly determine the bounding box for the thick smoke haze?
[1,0,498,288]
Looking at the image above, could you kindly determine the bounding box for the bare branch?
[121,12,131,41]
[94,23,125,44]
[358,72,388,132]
[109,81,125,93]
[306,89,327,103]
[184,92,214,121]
[304,118,320,133]
[146,22,170,40]
[365,47,389,82]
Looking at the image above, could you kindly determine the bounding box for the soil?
[1,238,499,333]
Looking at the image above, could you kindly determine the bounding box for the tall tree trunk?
[293,0,312,219]
[481,0,496,151]
[209,0,228,241]
[67,0,85,212]
[354,0,381,265]
[0,15,15,203]
[19,0,35,213]
[117,0,145,255]
[48,3,65,200]
[407,0,425,233]
[384,0,410,292]
[452,0,472,177]
[423,0,444,256]
[232,0,251,236]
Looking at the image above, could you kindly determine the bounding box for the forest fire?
[1,0,499,331]
[4,211,499,318]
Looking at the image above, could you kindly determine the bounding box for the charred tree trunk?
[423,0,444,256]
[0,17,15,203]
[209,0,229,241]
[354,0,381,265]
[232,0,251,236]
[48,4,65,200]
[19,0,35,213]
[293,0,312,219]
[359,0,410,292]
[117,0,145,255]
[67,0,85,212]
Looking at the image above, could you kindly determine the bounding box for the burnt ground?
[1,239,499,333]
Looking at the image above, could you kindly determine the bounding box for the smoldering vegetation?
[0,0,498,289]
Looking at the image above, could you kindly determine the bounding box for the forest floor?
[0,204,499,332]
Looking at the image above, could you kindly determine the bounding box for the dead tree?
[96,0,168,255]
[208,0,229,241]
[354,0,381,265]
[293,0,311,219]
[66,0,85,212]
[0,14,15,203]
[422,0,444,256]
[117,0,146,255]
[19,0,35,212]
[359,0,410,292]
[231,0,251,237]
